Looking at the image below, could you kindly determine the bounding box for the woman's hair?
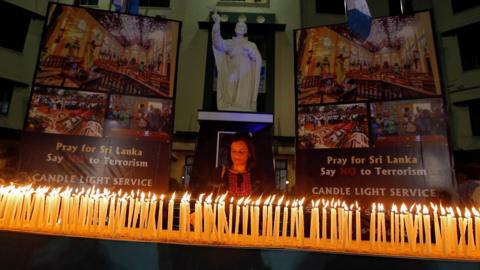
[227,132,256,169]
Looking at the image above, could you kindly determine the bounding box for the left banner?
[18,3,181,193]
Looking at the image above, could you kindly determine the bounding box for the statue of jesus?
[211,12,262,112]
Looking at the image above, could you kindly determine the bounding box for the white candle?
[167,192,175,235]
[194,194,204,240]
[267,195,275,240]
[422,205,431,254]
[274,196,283,241]
[262,196,269,239]
[242,197,250,239]
[309,200,319,242]
[298,198,305,244]
[331,201,337,245]
[228,197,234,238]
[355,202,360,242]
[430,203,442,252]
[370,203,376,247]
[235,197,244,241]
[465,208,474,256]
[472,208,480,253]
[147,194,157,234]
[440,206,449,255]
[282,201,290,240]
[457,207,466,254]
[400,204,407,247]
[347,204,353,245]
[391,204,397,248]
[290,200,298,239]
[254,197,261,243]
[204,194,213,241]
[157,195,164,237]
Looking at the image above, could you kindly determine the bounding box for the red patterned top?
[225,170,252,197]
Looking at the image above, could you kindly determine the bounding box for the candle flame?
[277,195,284,206]
[198,193,205,203]
[440,205,446,216]
[152,194,157,201]
[244,197,251,205]
[237,197,244,205]
[160,194,165,201]
[181,192,189,202]
[230,197,234,203]
[465,208,471,219]
[324,200,329,209]
[378,203,384,212]
[472,207,479,217]
[170,192,176,201]
[372,203,376,212]
[270,195,276,205]
[416,204,421,214]
[400,204,407,214]
[447,207,455,217]
[423,205,429,215]
[456,207,462,218]
[299,197,305,206]
[430,203,438,213]
[263,195,270,205]
[205,194,213,204]
[285,200,290,207]
[392,204,398,213]
[409,203,415,213]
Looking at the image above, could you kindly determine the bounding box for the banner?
[294,11,455,203]
[18,3,181,192]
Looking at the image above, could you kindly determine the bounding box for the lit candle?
[290,200,298,240]
[406,204,415,252]
[370,203,376,247]
[309,200,319,243]
[347,204,353,245]
[204,194,213,241]
[234,197,244,241]
[423,205,431,254]
[400,204,407,247]
[157,194,164,237]
[379,204,386,244]
[390,204,397,248]
[282,200,290,240]
[465,208,474,256]
[274,196,283,241]
[262,196,269,239]
[430,203,442,252]
[147,194,157,234]
[331,200,337,246]
[355,201,360,242]
[118,194,127,234]
[457,207,466,254]
[298,197,305,245]
[242,197,250,239]
[254,197,261,243]
[322,200,329,241]
[267,195,275,241]
[448,207,458,253]
[217,193,227,242]
[228,197,234,239]
[440,205,449,255]
[472,208,480,253]
[167,192,175,236]
[179,192,189,238]
[194,194,204,240]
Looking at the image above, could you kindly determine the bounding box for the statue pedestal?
[189,111,275,194]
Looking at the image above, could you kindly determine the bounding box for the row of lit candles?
[0,184,479,260]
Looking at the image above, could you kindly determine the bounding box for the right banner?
[294,11,455,204]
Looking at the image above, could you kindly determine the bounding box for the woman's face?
[230,140,250,167]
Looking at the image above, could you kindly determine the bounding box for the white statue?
[211,12,262,112]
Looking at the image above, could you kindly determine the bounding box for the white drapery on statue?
[212,16,262,112]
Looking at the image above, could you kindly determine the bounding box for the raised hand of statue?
[212,12,221,24]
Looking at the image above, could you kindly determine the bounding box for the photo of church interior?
[297,12,441,105]
[105,94,172,142]
[25,86,107,137]
[370,98,448,146]
[298,103,369,149]
[35,4,179,97]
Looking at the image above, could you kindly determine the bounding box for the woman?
[212,132,261,197]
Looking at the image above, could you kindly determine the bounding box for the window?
[451,0,480,13]
[275,159,288,191]
[0,78,14,116]
[468,101,480,136]
[315,0,345,15]
[0,1,31,52]
[182,155,194,187]
[457,22,480,71]
[79,0,99,5]
[139,0,170,8]
[389,0,413,15]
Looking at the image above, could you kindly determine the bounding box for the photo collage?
[25,4,179,142]
[295,11,447,150]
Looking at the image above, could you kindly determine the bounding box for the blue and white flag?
[346,0,372,40]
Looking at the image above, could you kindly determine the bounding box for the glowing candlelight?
[355,201,360,242]
[391,204,397,247]
[370,203,376,247]
[423,205,431,254]
[254,197,262,242]
[400,204,407,247]
[322,200,328,241]
[465,208,474,255]
[147,194,157,234]
[310,200,319,243]
[430,203,442,252]
[242,197,250,239]
[204,194,213,241]
[274,196,283,241]
[282,200,289,240]
[457,207,466,254]
[261,196,269,238]
[194,194,204,240]
[157,194,164,237]
[298,197,305,244]
[472,208,480,253]
[228,197,234,238]
[440,205,449,255]
[331,200,337,245]
[267,195,275,240]
[167,192,175,235]
[290,200,298,239]
[234,197,244,241]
